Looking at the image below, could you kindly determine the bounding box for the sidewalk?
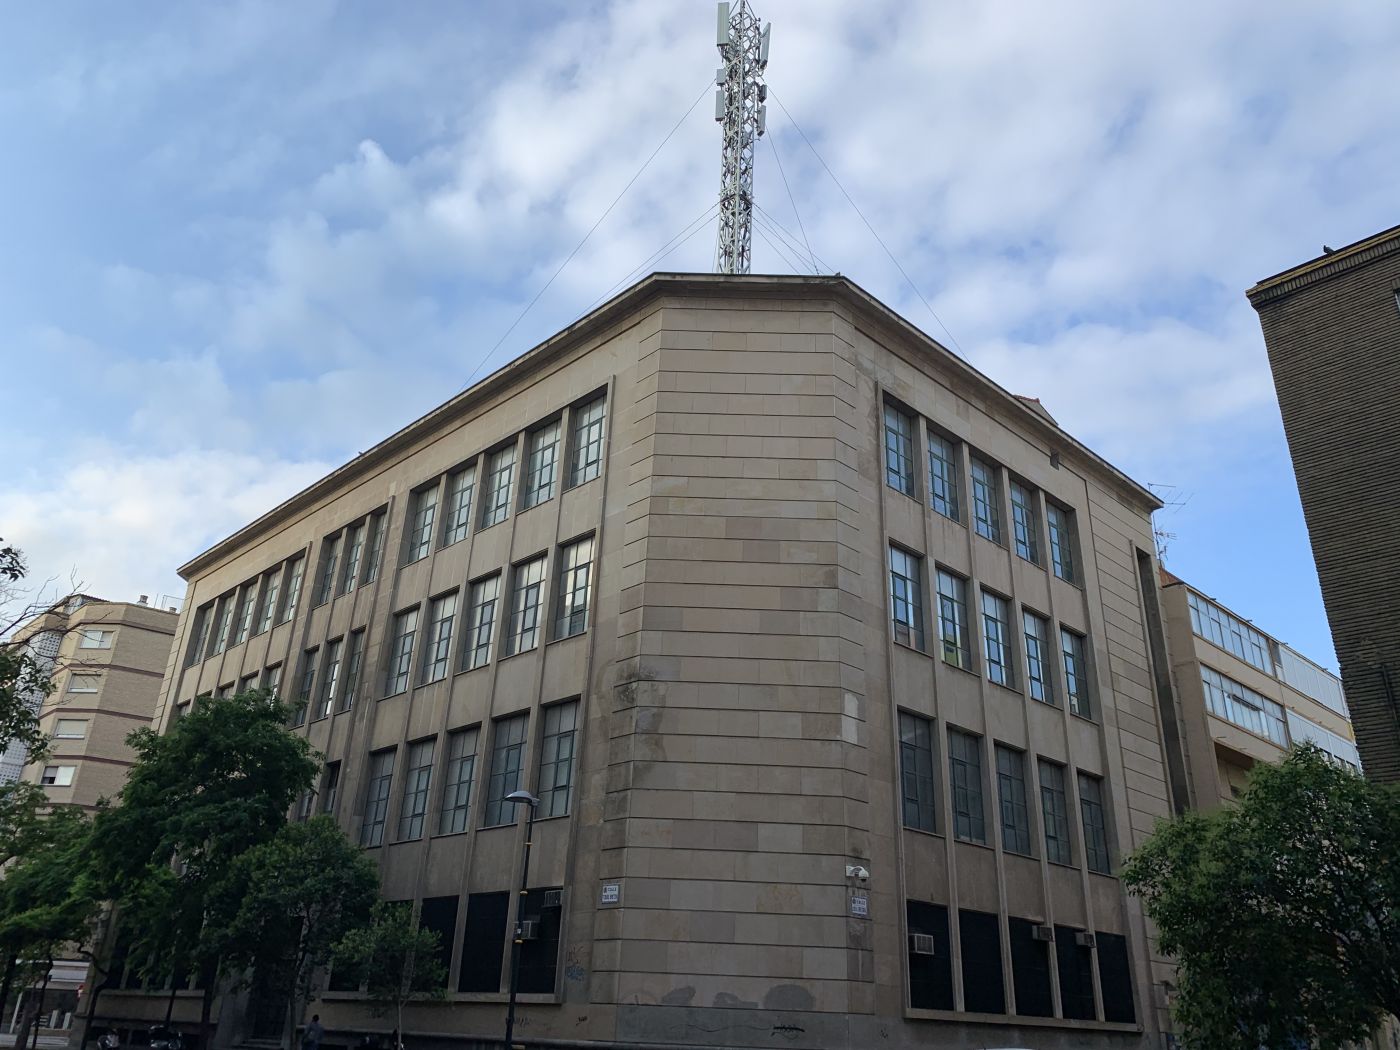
[0,1037,69,1048]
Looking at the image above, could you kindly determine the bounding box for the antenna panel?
[716,3,731,47]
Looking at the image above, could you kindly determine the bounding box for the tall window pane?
[233,585,257,646]
[1061,628,1093,719]
[363,511,386,584]
[538,701,579,818]
[397,739,435,841]
[210,597,233,656]
[898,712,936,833]
[948,730,986,844]
[568,395,606,486]
[1078,773,1111,874]
[1046,503,1078,584]
[522,421,560,509]
[1023,611,1054,705]
[1199,665,1289,745]
[970,456,1002,543]
[927,431,961,521]
[340,522,365,594]
[981,591,1015,687]
[888,546,925,651]
[883,405,916,496]
[405,485,439,564]
[439,727,480,835]
[360,749,395,847]
[321,762,340,815]
[420,592,457,684]
[256,571,280,634]
[187,604,213,665]
[1039,759,1072,865]
[293,648,316,727]
[340,630,365,712]
[554,537,594,639]
[461,575,501,670]
[480,445,516,528]
[505,557,546,656]
[996,745,1032,856]
[384,608,419,696]
[280,557,304,624]
[441,466,476,547]
[316,638,342,720]
[262,664,282,697]
[936,570,970,670]
[315,533,342,605]
[1009,482,1041,564]
[483,714,529,827]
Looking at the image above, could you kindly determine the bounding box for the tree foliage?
[0,538,54,769]
[333,902,446,1048]
[1123,743,1400,1049]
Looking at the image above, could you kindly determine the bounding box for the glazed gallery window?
[537,701,579,818]
[1023,611,1054,705]
[1046,502,1079,584]
[340,522,365,594]
[1078,772,1111,874]
[420,592,458,684]
[315,532,342,606]
[461,575,501,671]
[969,455,1002,544]
[256,570,280,634]
[504,557,547,656]
[316,638,342,720]
[936,570,971,670]
[1061,628,1093,720]
[359,749,396,847]
[981,591,1015,688]
[1038,759,1072,866]
[554,537,594,639]
[480,445,517,529]
[899,711,936,833]
[233,584,257,645]
[995,745,1032,856]
[883,404,916,497]
[1009,481,1041,565]
[384,608,419,696]
[926,430,961,522]
[948,729,986,844]
[438,727,480,835]
[483,714,529,827]
[522,421,561,510]
[888,546,925,651]
[405,485,439,564]
[568,395,607,487]
[397,738,436,841]
[441,466,476,548]
[339,630,365,712]
[279,557,305,624]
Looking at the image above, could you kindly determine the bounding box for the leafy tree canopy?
[334,901,446,1049]
[1123,743,1400,1049]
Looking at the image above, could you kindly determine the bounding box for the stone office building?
[122,273,1185,1048]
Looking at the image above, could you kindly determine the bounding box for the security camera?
[845,864,870,880]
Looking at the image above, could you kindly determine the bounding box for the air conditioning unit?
[1031,925,1055,943]
[909,933,936,956]
[542,889,563,910]
[517,920,540,942]
[1075,931,1096,949]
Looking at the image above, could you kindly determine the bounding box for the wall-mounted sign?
[850,894,869,918]
[600,883,620,905]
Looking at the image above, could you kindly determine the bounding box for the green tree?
[0,539,54,771]
[333,902,447,1050]
[89,689,317,1046]
[1123,743,1400,1049]
[221,816,379,1050]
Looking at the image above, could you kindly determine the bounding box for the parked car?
[147,1026,184,1050]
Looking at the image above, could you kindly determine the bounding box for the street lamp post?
[503,790,540,1050]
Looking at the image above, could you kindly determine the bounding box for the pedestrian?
[302,1015,324,1050]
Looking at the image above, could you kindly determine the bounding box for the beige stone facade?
[110,274,1183,1048]
[1158,569,1359,809]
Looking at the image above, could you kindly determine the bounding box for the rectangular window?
[995,745,1032,856]
[315,532,342,606]
[1078,772,1111,874]
[1186,591,1274,674]
[81,627,115,650]
[279,557,305,624]
[340,630,365,712]
[926,430,961,521]
[384,608,419,696]
[239,672,259,695]
[419,896,459,989]
[256,571,280,634]
[208,598,232,656]
[66,674,100,694]
[397,738,435,841]
[960,909,1006,1015]
[1009,482,1041,564]
[936,569,971,669]
[293,648,317,726]
[262,663,282,697]
[1046,503,1078,584]
[947,729,985,844]
[54,719,87,739]
[321,762,340,815]
[888,546,926,651]
[1056,924,1097,1021]
[359,749,396,847]
[906,901,954,1010]
[40,765,76,787]
[483,713,529,827]
[554,537,594,639]
[296,790,314,822]
[522,421,560,509]
[568,395,606,487]
[1009,917,1054,1018]
[479,445,516,528]
[1061,627,1093,719]
[187,605,213,665]
[898,711,936,833]
[981,591,1015,687]
[538,701,579,818]
[1097,932,1137,1023]
[883,404,916,497]
[363,511,386,584]
[438,727,479,835]
[459,892,509,993]
[517,887,564,994]
[1023,611,1054,705]
[405,485,439,564]
[1039,759,1072,865]
[216,682,234,699]
[420,592,457,684]
[233,584,257,645]
[441,466,476,547]
[461,575,501,670]
[316,638,342,720]
[970,455,1002,543]
[504,557,547,656]
[340,522,365,595]
[1199,665,1289,745]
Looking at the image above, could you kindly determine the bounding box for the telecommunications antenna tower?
[713,1,770,275]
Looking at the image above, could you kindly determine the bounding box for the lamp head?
[505,790,540,808]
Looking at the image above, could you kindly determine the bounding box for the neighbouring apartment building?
[1248,223,1400,783]
[104,273,1188,1049]
[1158,570,1359,806]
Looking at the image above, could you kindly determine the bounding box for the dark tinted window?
[517,887,564,994]
[1055,924,1097,1020]
[906,900,954,1011]
[459,891,509,993]
[1008,917,1053,1017]
[1097,931,1136,1023]
[958,909,1004,1014]
[419,896,459,988]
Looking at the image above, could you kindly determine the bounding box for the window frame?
[898,711,937,834]
[1060,627,1093,720]
[948,729,986,844]
[522,420,561,510]
[883,403,917,498]
[420,591,458,685]
[479,444,517,529]
[1009,481,1042,565]
[995,745,1032,856]
[567,394,607,488]
[1046,501,1079,584]
[384,607,420,697]
[503,556,547,657]
[969,455,1003,544]
[1038,759,1073,866]
[537,700,579,818]
[482,713,529,827]
[359,749,396,847]
[397,738,436,841]
[935,569,971,670]
[980,590,1016,688]
[1078,772,1111,874]
[553,536,595,640]
[461,574,502,671]
[438,726,480,835]
[404,484,440,565]
[926,428,961,522]
[888,545,926,652]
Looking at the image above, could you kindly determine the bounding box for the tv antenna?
[714,1,770,275]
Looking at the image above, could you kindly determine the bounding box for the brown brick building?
[1247,224,1400,783]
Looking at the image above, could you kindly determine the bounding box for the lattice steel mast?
[714,1,770,275]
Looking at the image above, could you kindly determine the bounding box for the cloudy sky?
[2,1,1397,667]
